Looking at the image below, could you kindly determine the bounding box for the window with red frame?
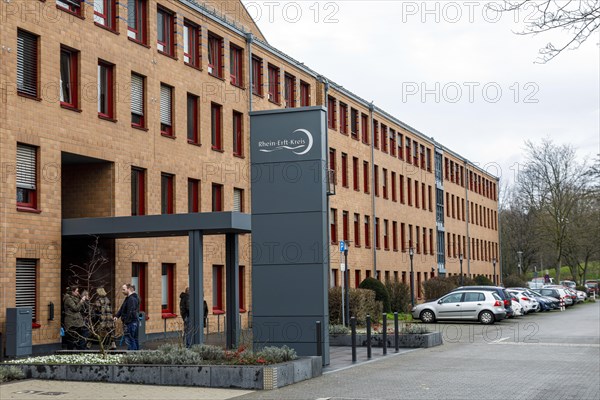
[374,165,379,197]
[160,84,173,136]
[17,29,39,99]
[352,157,359,191]
[233,188,243,212]
[341,153,348,188]
[98,61,114,119]
[353,213,361,246]
[329,148,336,177]
[382,168,388,199]
[211,102,222,150]
[408,224,413,249]
[350,108,359,139]
[60,46,78,109]
[422,227,427,254]
[426,148,432,171]
[339,102,348,134]
[384,219,389,250]
[420,145,426,169]
[429,186,434,212]
[390,128,396,156]
[415,180,419,208]
[131,262,146,312]
[233,111,243,156]
[16,258,38,322]
[422,183,426,209]
[284,73,296,108]
[430,229,434,255]
[212,183,223,211]
[183,21,200,67]
[399,174,405,203]
[413,141,419,165]
[327,96,336,129]
[398,133,403,160]
[230,45,243,86]
[252,56,263,95]
[364,216,371,248]
[373,120,379,149]
[161,263,175,313]
[157,7,175,56]
[94,0,117,30]
[239,265,246,311]
[300,81,310,106]
[208,33,223,78]
[401,223,406,251]
[391,171,397,202]
[342,211,349,241]
[212,265,224,311]
[188,178,200,212]
[392,221,398,251]
[355,270,361,288]
[407,178,412,206]
[375,217,380,249]
[127,0,147,44]
[131,73,145,128]
[16,144,38,210]
[405,137,411,161]
[187,93,199,144]
[161,173,174,214]
[363,161,369,193]
[267,64,280,102]
[56,0,82,15]
[330,208,337,244]
[131,167,145,216]
[361,113,369,144]
[381,124,388,153]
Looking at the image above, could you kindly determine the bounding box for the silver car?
[411,290,507,325]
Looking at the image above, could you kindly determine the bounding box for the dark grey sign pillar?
[225,233,240,349]
[188,230,204,345]
[250,106,330,365]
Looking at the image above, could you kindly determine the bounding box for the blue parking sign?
[339,241,345,252]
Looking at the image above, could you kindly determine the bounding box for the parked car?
[560,280,577,290]
[539,287,573,306]
[507,289,539,314]
[584,280,598,296]
[411,290,506,324]
[509,295,524,317]
[527,289,559,310]
[451,286,513,317]
[576,290,587,302]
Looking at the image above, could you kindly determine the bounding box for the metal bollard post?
[382,313,387,355]
[316,321,322,357]
[366,314,372,359]
[351,317,357,363]
[394,312,399,353]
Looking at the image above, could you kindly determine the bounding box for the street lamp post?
[459,254,464,286]
[492,257,497,285]
[409,247,415,308]
[517,251,523,275]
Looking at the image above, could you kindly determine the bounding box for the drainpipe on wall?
[496,177,502,286]
[369,102,377,279]
[322,77,331,275]
[246,33,253,113]
[464,160,471,278]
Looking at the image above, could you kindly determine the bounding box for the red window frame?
[429,186,433,212]
[161,173,174,214]
[373,120,379,149]
[94,0,117,31]
[351,108,359,139]
[187,93,199,144]
[184,21,200,68]
[423,228,427,254]
[382,168,388,199]
[160,83,174,136]
[131,73,145,128]
[157,7,175,56]
[374,165,379,197]
[399,175,405,203]
[426,148,432,171]
[208,33,223,78]
[233,111,243,156]
[398,133,403,160]
[267,64,280,103]
[131,167,146,216]
[353,213,361,247]
[352,157,359,191]
[211,102,222,150]
[375,218,380,249]
[392,221,398,251]
[407,178,412,206]
[16,144,38,210]
[60,46,78,109]
[212,183,223,211]
[339,103,348,134]
[383,219,389,250]
[17,29,39,99]
[422,183,426,210]
[342,211,349,241]
[390,129,396,156]
[56,0,82,16]
[212,265,224,312]
[415,180,419,208]
[252,56,263,95]
[161,263,175,313]
[300,81,310,106]
[363,161,369,194]
[381,124,388,153]
[98,60,114,119]
[329,148,336,177]
[230,44,243,86]
[413,141,419,165]
[330,209,337,244]
[132,262,147,312]
[355,270,361,288]
[341,153,348,188]
[188,178,200,212]
[327,96,336,130]
[127,0,147,44]
[401,223,406,251]
[361,113,369,144]
[408,224,413,249]
[406,137,411,162]
[364,216,371,248]
[391,171,397,202]
[284,73,296,108]
[430,229,435,255]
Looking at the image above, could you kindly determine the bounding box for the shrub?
[329,324,350,335]
[474,274,494,285]
[423,277,456,301]
[349,288,382,326]
[328,287,343,325]
[191,344,226,361]
[359,277,391,312]
[121,344,203,365]
[503,274,527,288]
[447,274,476,287]
[576,285,587,292]
[401,323,430,334]
[385,280,412,313]
[0,365,25,383]
[256,346,297,363]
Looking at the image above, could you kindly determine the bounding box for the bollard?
[351,317,357,363]
[366,314,372,359]
[394,312,399,353]
[382,313,387,356]
[316,321,322,357]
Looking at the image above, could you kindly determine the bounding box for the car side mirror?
[438,300,443,304]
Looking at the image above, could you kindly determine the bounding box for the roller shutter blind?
[17,30,38,97]
[16,259,37,320]
[160,84,172,126]
[16,144,36,190]
[131,73,144,117]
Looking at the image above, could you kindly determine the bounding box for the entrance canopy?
[62,212,251,348]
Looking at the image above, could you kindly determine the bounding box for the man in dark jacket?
[179,287,191,347]
[114,283,139,350]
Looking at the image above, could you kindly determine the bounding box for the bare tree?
[515,139,589,282]
[498,0,600,62]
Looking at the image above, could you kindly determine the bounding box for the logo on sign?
[258,129,314,155]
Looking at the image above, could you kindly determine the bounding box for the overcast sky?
[241,0,599,186]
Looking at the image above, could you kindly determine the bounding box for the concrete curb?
[329,332,443,348]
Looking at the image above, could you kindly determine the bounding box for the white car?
[510,299,524,317]
[507,290,539,314]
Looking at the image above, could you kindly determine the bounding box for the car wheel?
[479,310,495,325]
[420,309,435,323]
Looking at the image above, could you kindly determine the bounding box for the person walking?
[114,283,140,350]
[94,287,117,350]
[63,287,88,350]
[179,287,191,347]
